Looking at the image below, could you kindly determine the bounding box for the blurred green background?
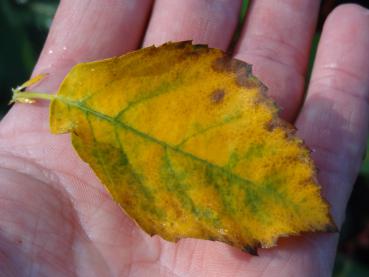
[1,0,368,275]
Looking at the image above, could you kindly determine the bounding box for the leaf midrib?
[57,96,255,187]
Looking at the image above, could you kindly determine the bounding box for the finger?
[143,0,242,50]
[296,4,369,226]
[1,0,153,133]
[234,0,321,121]
[35,0,153,84]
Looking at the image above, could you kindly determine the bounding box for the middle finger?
[143,0,243,50]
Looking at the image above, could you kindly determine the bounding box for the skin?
[0,0,368,276]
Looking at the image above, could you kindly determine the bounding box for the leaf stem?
[11,90,56,104]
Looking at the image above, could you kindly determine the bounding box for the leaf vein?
[113,126,155,202]
[176,113,243,148]
[114,81,182,120]
[59,96,256,187]
[85,113,116,188]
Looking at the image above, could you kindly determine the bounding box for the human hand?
[0,1,368,276]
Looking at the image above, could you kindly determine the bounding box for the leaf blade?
[46,42,335,252]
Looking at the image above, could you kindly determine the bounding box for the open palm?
[1,1,368,276]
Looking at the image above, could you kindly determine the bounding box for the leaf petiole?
[11,90,56,104]
[10,73,53,104]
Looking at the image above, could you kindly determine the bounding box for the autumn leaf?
[12,41,336,254]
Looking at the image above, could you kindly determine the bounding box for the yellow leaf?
[13,42,336,254]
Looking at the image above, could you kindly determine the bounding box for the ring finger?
[235,0,321,121]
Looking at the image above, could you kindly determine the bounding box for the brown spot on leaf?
[170,41,209,56]
[265,119,296,140]
[72,130,80,137]
[243,245,259,256]
[174,43,210,62]
[259,82,268,94]
[211,54,269,90]
[211,89,225,103]
[265,119,278,132]
[212,55,252,75]
[325,223,339,233]
[188,44,210,58]
[193,44,209,50]
[184,50,201,59]
[236,75,258,89]
[172,41,191,49]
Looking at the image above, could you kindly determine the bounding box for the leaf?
[13,42,336,254]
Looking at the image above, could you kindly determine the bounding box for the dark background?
[1,0,369,275]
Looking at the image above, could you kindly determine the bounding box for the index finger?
[1,0,153,132]
[34,0,154,86]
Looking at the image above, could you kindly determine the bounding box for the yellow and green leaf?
[13,42,336,254]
